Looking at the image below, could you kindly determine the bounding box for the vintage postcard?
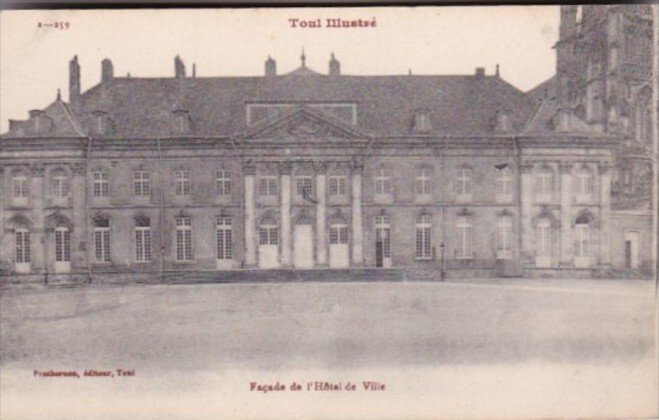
[0,5,657,419]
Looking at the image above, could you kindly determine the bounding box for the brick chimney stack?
[175,55,186,78]
[69,55,81,105]
[265,56,276,77]
[329,52,340,76]
[101,58,114,84]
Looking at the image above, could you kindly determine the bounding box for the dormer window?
[91,110,115,136]
[412,110,432,133]
[173,109,191,134]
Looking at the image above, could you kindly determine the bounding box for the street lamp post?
[440,241,446,281]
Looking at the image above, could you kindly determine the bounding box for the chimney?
[174,55,186,78]
[192,63,197,79]
[559,5,578,40]
[475,67,485,78]
[495,109,512,132]
[329,53,340,76]
[69,55,81,104]
[101,58,114,84]
[265,56,276,77]
[555,107,574,132]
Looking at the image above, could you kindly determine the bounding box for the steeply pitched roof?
[3,71,535,139]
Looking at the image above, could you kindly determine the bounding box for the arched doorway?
[329,216,349,268]
[258,215,279,269]
[293,214,314,269]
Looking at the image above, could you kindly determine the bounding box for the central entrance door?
[293,224,314,268]
[329,221,349,268]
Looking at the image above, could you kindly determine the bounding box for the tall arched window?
[415,214,432,260]
[496,215,513,259]
[216,216,233,261]
[93,216,111,262]
[175,216,193,261]
[15,227,30,265]
[54,223,71,264]
[135,216,151,263]
[375,215,391,261]
[456,216,473,259]
[574,212,591,268]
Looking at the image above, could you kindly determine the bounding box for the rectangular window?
[176,217,193,261]
[94,228,111,262]
[92,171,109,198]
[15,230,30,263]
[329,226,349,244]
[537,171,553,195]
[259,227,278,245]
[296,176,313,197]
[259,176,278,196]
[133,171,150,196]
[174,170,191,196]
[456,168,472,196]
[12,177,29,199]
[415,168,431,195]
[216,170,232,196]
[55,228,71,262]
[216,217,233,260]
[52,176,69,198]
[135,227,151,262]
[329,175,347,196]
[375,169,391,195]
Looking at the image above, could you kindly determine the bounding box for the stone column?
[243,163,257,267]
[599,161,612,266]
[30,164,46,273]
[559,162,573,266]
[315,162,328,267]
[351,157,364,266]
[71,162,87,270]
[520,162,535,265]
[279,162,292,267]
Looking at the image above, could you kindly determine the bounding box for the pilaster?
[279,161,292,267]
[243,162,257,267]
[559,161,574,266]
[350,156,364,266]
[314,161,328,267]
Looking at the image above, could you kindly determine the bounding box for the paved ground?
[1,278,657,419]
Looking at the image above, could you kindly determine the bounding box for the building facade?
[0,33,650,281]
[530,4,656,273]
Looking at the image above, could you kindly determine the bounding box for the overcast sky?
[0,7,560,133]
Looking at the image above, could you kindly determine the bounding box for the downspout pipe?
[86,135,94,283]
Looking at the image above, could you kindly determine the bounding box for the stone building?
[529,4,655,273]
[0,33,648,281]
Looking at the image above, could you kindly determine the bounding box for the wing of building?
[1,8,654,282]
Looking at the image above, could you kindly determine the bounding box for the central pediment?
[241,106,368,141]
